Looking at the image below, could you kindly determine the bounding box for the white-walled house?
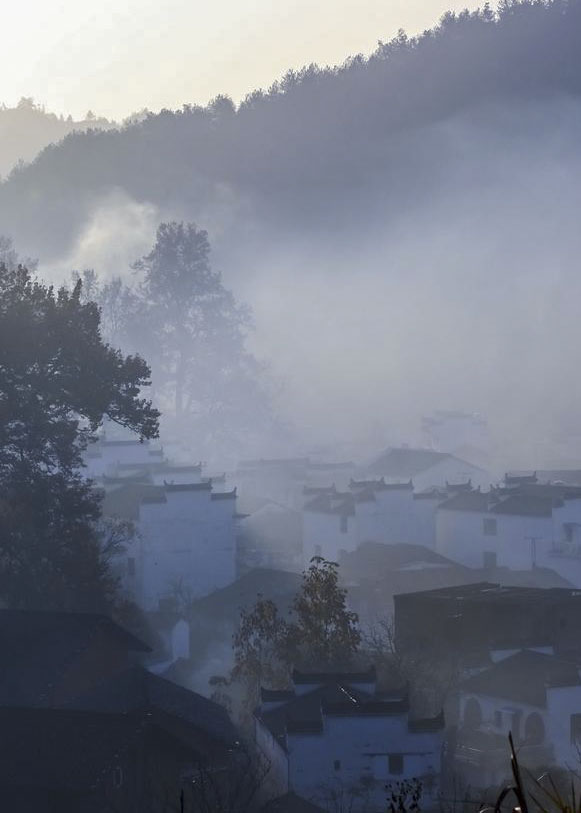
[103,481,239,610]
[454,650,581,787]
[302,479,466,566]
[435,484,581,585]
[255,668,444,812]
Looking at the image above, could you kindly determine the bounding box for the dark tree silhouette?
[0,262,159,610]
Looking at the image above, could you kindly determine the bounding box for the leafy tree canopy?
[0,257,159,610]
[228,557,361,714]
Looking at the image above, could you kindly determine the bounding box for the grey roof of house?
[368,448,481,478]
[0,610,150,707]
[438,491,558,517]
[257,681,392,743]
[349,477,413,492]
[256,675,438,746]
[460,650,581,707]
[68,666,237,746]
[211,488,237,500]
[490,494,555,517]
[395,582,581,604]
[437,491,491,513]
[303,492,357,515]
[0,707,146,790]
[0,706,193,793]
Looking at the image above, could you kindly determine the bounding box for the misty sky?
[6,0,480,119]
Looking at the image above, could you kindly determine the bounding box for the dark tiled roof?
[303,493,356,516]
[69,666,237,746]
[257,682,379,743]
[0,610,149,707]
[211,488,237,500]
[396,582,581,604]
[491,495,555,517]
[460,650,581,707]
[165,482,212,492]
[0,707,149,790]
[445,479,473,492]
[437,492,491,513]
[504,472,538,485]
[350,477,413,492]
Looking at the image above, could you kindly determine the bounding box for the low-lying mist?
[18,94,581,471]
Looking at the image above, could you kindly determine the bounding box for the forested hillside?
[2,0,581,260]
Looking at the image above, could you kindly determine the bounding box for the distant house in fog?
[102,480,239,611]
[301,478,474,565]
[255,667,443,811]
[454,650,581,788]
[235,457,357,511]
[237,502,303,574]
[366,447,491,492]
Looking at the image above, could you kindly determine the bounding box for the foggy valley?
[3,1,581,811]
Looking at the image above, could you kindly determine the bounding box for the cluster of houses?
[75,432,581,810]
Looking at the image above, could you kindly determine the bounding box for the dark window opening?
[483,518,497,536]
[388,754,404,775]
[340,515,348,534]
[483,551,497,569]
[334,760,341,771]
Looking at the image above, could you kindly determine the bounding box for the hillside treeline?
[2,0,581,259]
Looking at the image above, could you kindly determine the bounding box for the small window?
[483,518,497,536]
[483,551,497,569]
[388,754,404,775]
[565,524,574,543]
[494,710,502,728]
[340,515,348,534]
[525,712,545,745]
[127,557,136,577]
[571,714,581,744]
[314,544,322,557]
[113,766,124,788]
[334,759,341,771]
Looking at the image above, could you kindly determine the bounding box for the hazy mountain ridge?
[2,0,581,260]
[0,98,113,181]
